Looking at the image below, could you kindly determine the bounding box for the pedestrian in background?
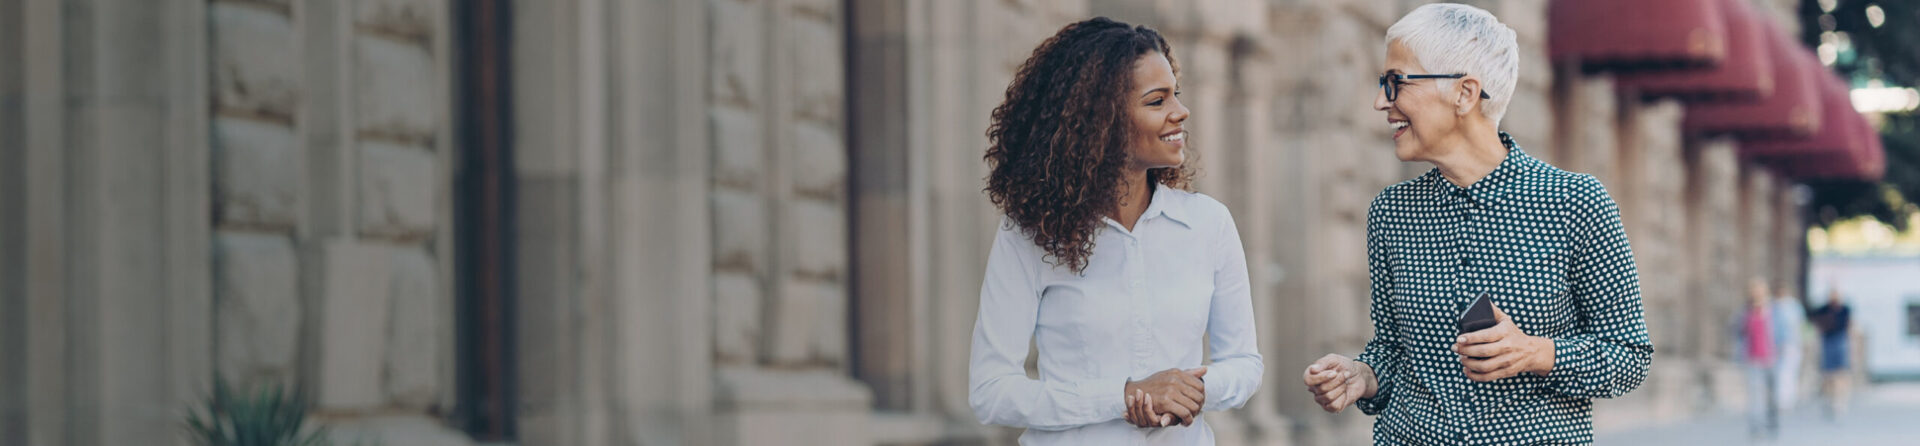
[1811,288,1854,420]
[1770,281,1807,411]
[1738,278,1778,439]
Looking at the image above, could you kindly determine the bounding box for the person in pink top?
[1740,278,1777,440]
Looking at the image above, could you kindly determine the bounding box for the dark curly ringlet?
[985,17,1196,274]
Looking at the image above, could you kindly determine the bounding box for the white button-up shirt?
[969,186,1264,445]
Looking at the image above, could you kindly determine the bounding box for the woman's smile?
[1159,129,1186,147]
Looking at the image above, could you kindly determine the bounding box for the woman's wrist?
[1355,360,1380,399]
[1528,336,1556,376]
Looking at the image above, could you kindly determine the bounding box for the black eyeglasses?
[1379,72,1492,102]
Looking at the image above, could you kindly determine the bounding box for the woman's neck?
[1429,126,1509,188]
[1110,169,1153,231]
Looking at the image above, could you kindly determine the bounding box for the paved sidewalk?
[1595,382,1920,446]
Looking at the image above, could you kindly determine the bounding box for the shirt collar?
[1140,184,1192,229]
[1422,131,1539,209]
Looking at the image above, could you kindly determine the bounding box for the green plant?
[183,375,330,446]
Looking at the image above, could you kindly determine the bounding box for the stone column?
[511,0,607,443]
[0,0,215,444]
[707,0,871,444]
[512,0,719,443]
[7,1,72,443]
[1602,99,1691,424]
[848,0,913,413]
[1773,183,1807,298]
[1685,137,1748,410]
[1551,71,1617,181]
[0,0,34,440]
[1739,167,1780,291]
[1502,0,1556,165]
[608,0,715,444]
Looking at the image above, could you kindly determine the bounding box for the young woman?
[966,16,1263,445]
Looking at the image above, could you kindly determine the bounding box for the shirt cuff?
[1352,357,1391,415]
[1076,375,1130,422]
[1545,338,1592,390]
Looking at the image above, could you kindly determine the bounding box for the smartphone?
[1457,292,1498,334]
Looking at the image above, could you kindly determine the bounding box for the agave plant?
[183,375,330,446]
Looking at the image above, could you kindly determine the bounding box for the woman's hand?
[1303,354,1377,413]
[1122,368,1206,427]
[1125,389,1172,428]
[1452,303,1556,382]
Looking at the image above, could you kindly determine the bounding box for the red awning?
[1681,28,1823,138]
[1740,70,1858,159]
[1743,68,1887,181]
[1550,0,1727,71]
[1614,0,1771,101]
[1764,117,1886,180]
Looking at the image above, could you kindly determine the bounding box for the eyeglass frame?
[1378,72,1492,102]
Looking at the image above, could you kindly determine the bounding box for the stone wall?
[206,0,460,442]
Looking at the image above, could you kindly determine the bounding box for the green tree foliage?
[1797,0,1920,228]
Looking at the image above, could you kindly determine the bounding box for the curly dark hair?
[984,17,1196,274]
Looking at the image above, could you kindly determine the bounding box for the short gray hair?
[1385,3,1519,125]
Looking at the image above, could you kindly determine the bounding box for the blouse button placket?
[1127,235,1152,373]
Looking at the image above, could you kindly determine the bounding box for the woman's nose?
[1373,87,1392,111]
[1171,102,1190,123]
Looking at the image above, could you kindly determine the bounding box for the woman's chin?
[1150,151,1184,169]
[1392,143,1422,162]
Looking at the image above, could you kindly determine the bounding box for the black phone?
[1457,292,1498,334]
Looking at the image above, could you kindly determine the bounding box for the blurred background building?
[0,0,1912,445]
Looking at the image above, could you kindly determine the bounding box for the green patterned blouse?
[1354,132,1654,445]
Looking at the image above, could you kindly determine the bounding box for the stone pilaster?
[1685,137,1750,411]
[1551,71,1618,181]
[1597,99,1693,427]
[0,1,216,444]
[707,0,870,444]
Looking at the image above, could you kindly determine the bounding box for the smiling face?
[1374,40,1478,163]
[1128,52,1189,171]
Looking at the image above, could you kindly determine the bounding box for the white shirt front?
[968,187,1263,445]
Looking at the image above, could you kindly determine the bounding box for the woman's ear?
[1456,77,1482,115]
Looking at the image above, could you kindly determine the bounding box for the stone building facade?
[0,0,1818,445]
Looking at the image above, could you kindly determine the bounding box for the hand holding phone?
[1457,292,1498,335]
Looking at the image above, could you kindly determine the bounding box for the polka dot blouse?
[1353,132,1653,445]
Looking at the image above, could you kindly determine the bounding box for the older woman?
[969,16,1263,445]
[1301,4,1652,445]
